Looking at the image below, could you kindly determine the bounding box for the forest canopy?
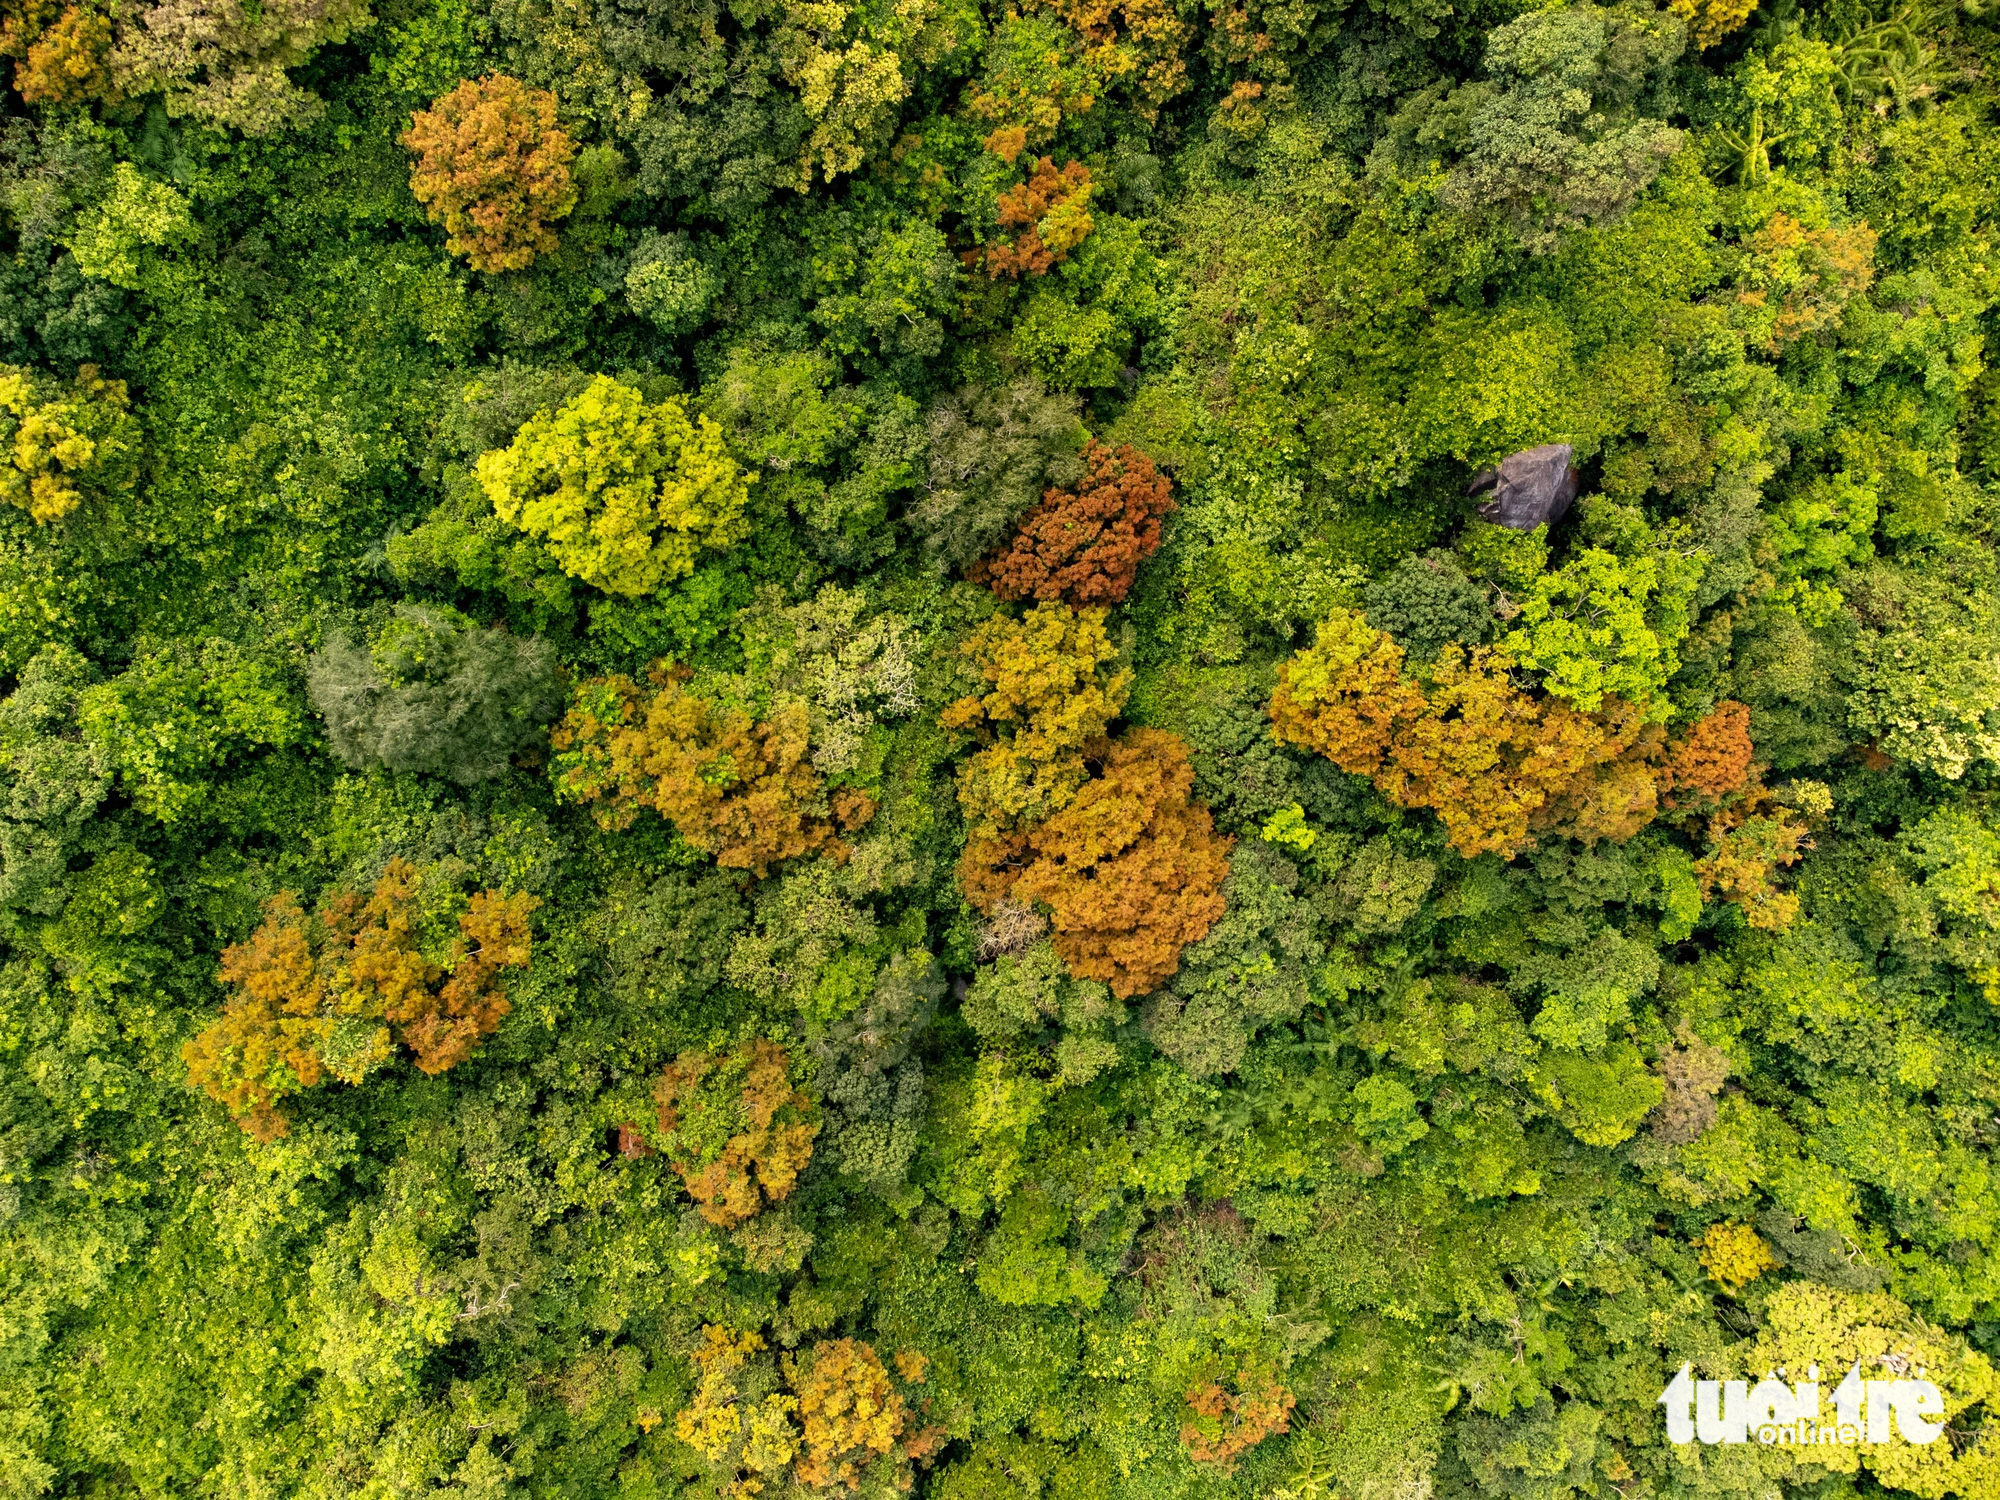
[4,0,2000,1496]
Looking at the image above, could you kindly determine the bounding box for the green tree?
[1378,3,1686,251]
[1363,550,1493,664]
[77,637,304,824]
[907,377,1089,573]
[1502,543,1703,719]
[1144,841,1325,1077]
[308,605,563,783]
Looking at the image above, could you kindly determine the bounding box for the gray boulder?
[1467,443,1578,530]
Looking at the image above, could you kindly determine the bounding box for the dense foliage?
[5,1,2000,1496]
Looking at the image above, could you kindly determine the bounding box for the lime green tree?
[475,375,752,597]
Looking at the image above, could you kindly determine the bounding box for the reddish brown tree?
[963,728,1232,997]
[973,440,1176,606]
[403,74,578,273]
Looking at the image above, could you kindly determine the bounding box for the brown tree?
[1648,1032,1730,1144]
[963,729,1233,997]
[973,440,1176,606]
[1374,644,1642,859]
[183,859,538,1139]
[403,75,578,273]
[653,1040,819,1228]
[976,158,1095,278]
[552,665,875,876]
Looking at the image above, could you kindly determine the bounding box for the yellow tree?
[552,664,875,875]
[940,601,1131,838]
[0,364,139,524]
[1270,610,1808,907]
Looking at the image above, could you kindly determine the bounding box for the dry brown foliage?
[975,898,1048,959]
[1649,1032,1730,1144]
[403,74,577,273]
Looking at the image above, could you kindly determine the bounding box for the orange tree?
[4,2,113,103]
[976,158,1096,278]
[403,74,578,273]
[1270,609,1807,921]
[962,728,1233,997]
[182,859,537,1139]
[652,1040,819,1227]
[1180,1372,1297,1472]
